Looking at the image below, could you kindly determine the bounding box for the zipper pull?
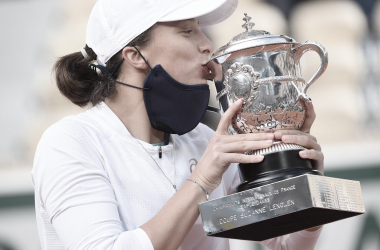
[159,146,162,158]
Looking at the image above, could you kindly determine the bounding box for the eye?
[183,30,193,34]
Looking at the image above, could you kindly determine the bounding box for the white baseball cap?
[86,0,238,66]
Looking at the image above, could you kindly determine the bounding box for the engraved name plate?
[199,174,365,241]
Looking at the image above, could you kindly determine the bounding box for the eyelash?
[183,30,193,34]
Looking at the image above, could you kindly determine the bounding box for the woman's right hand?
[190,99,274,193]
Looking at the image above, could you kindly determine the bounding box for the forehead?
[155,18,199,30]
[147,18,200,47]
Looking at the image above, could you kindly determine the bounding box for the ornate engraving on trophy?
[200,13,363,241]
[241,206,267,219]
[219,215,238,224]
[308,175,365,213]
[199,175,364,240]
[240,196,270,209]
[224,62,260,109]
[213,201,240,212]
[334,178,364,213]
[281,184,296,192]
[228,76,307,134]
[268,199,295,211]
[212,184,300,219]
[308,175,339,209]
[221,44,312,135]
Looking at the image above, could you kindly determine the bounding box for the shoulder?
[32,111,107,184]
[39,110,108,148]
[33,111,108,170]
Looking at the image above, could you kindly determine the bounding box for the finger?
[216,99,243,134]
[213,132,274,144]
[282,134,321,151]
[299,149,324,173]
[224,153,264,164]
[206,61,223,82]
[300,100,316,133]
[299,149,323,161]
[274,130,317,142]
[205,72,214,81]
[219,140,273,153]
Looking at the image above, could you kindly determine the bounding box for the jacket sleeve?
[32,120,154,250]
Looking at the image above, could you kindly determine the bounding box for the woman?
[32,0,324,249]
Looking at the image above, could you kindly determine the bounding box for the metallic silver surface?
[210,13,297,64]
[245,142,306,155]
[199,174,365,238]
[211,13,328,137]
[307,175,364,212]
[200,14,363,241]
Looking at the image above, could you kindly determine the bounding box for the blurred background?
[0,0,379,249]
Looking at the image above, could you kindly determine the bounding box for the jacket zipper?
[159,146,162,158]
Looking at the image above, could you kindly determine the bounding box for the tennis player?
[32,0,324,249]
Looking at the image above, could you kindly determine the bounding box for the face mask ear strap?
[88,62,151,90]
[89,59,123,80]
[89,63,110,76]
[132,46,153,70]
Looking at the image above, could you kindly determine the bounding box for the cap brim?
[159,0,238,26]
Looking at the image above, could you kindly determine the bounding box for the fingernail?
[299,151,307,157]
[282,135,289,142]
[266,140,273,144]
[256,155,264,161]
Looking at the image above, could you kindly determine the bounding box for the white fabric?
[32,102,322,250]
[86,0,238,66]
[160,0,238,26]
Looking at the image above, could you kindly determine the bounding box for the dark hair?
[53,26,154,107]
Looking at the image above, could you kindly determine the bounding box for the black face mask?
[90,47,210,135]
[142,64,210,135]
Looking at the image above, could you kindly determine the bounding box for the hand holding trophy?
[200,13,365,241]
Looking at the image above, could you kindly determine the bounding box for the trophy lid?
[210,13,300,64]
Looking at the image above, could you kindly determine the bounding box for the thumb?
[216,99,243,134]
[300,100,316,133]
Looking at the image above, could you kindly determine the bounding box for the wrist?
[188,171,218,195]
[186,179,209,200]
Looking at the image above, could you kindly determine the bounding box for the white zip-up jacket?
[32,102,322,250]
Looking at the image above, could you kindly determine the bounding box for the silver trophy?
[200,13,365,241]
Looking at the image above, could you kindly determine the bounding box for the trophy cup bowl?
[198,13,365,241]
[214,13,329,192]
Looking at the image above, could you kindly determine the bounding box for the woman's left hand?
[273,100,324,174]
[274,100,324,232]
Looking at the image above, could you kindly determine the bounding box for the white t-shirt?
[32,102,322,250]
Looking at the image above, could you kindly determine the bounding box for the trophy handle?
[216,88,227,101]
[292,41,328,101]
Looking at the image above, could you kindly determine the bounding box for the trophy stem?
[236,149,322,192]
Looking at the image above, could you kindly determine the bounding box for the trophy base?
[236,149,322,192]
[199,174,365,241]
[211,207,359,241]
